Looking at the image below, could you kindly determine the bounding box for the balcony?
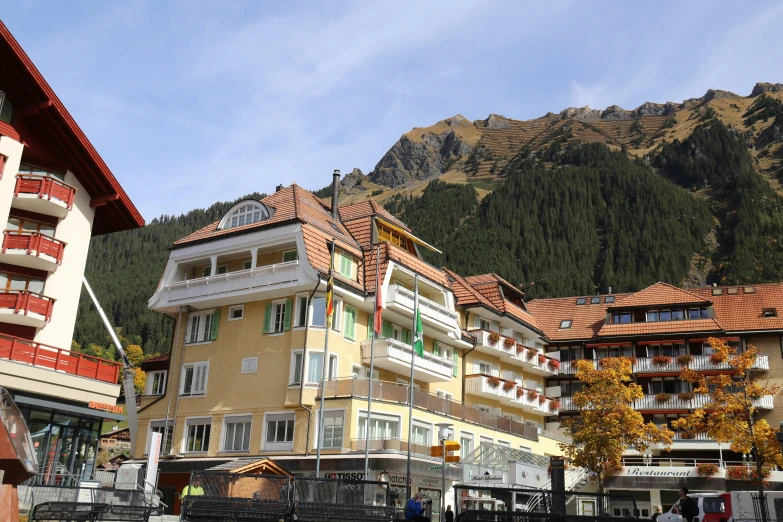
[386,284,459,333]
[350,438,431,457]
[0,290,54,327]
[1,232,66,271]
[634,354,770,374]
[471,330,558,376]
[361,338,454,383]
[155,260,303,308]
[465,374,516,401]
[558,393,774,412]
[511,388,559,416]
[0,334,121,384]
[13,175,76,218]
[318,377,540,442]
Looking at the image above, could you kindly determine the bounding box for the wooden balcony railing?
[2,231,66,265]
[14,174,76,210]
[0,290,55,321]
[0,334,121,384]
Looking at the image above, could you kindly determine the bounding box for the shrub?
[527,390,539,401]
[678,392,695,401]
[548,359,561,371]
[503,337,515,350]
[487,376,501,387]
[696,463,719,477]
[503,380,515,392]
[488,332,501,346]
[655,393,671,403]
[676,354,693,366]
[538,354,547,365]
[652,355,672,366]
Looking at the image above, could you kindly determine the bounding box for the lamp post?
[435,422,453,522]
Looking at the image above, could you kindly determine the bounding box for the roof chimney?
[276,184,283,192]
[331,169,340,219]
[608,286,612,294]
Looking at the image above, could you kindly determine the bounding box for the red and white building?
[0,21,143,483]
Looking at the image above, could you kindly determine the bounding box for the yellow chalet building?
[138,178,563,514]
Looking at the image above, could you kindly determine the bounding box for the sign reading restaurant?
[622,466,725,479]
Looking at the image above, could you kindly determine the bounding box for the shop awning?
[13,395,125,421]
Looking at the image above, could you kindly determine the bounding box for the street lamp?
[435,422,453,522]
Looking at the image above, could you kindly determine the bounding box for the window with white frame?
[412,422,432,446]
[243,260,252,270]
[221,202,272,230]
[147,420,173,455]
[351,365,379,380]
[480,435,493,446]
[290,351,304,385]
[202,266,211,278]
[311,297,326,327]
[180,362,209,396]
[436,390,454,401]
[228,305,244,321]
[186,310,214,344]
[241,357,258,374]
[264,413,295,450]
[307,352,337,384]
[222,416,252,452]
[331,299,342,332]
[460,432,474,460]
[216,264,228,275]
[146,370,167,396]
[358,412,399,440]
[184,418,211,453]
[497,440,511,447]
[295,295,308,328]
[271,300,286,334]
[319,410,344,449]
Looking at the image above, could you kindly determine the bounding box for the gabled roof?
[0,22,143,234]
[597,318,723,337]
[689,283,783,332]
[339,199,410,231]
[610,282,711,309]
[465,273,525,302]
[526,294,628,341]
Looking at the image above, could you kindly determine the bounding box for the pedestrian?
[652,504,663,521]
[405,492,429,522]
[678,487,698,522]
[181,477,204,498]
[445,504,454,522]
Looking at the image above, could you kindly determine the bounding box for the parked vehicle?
[657,491,783,522]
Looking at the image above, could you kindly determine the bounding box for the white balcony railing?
[557,393,773,412]
[465,374,516,401]
[361,338,454,382]
[387,284,459,331]
[471,329,559,376]
[158,261,302,306]
[635,354,769,373]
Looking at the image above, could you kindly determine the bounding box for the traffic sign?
[445,455,461,463]
[429,446,443,457]
[429,465,445,471]
[444,441,460,452]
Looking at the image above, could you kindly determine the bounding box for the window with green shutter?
[283,299,293,331]
[210,309,220,340]
[401,329,412,345]
[338,253,353,279]
[263,302,272,333]
[433,341,440,356]
[283,250,298,262]
[452,351,458,377]
[344,306,356,340]
[382,321,393,339]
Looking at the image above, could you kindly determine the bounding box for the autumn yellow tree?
[125,345,145,367]
[133,367,146,395]
[674,338,782,522]
[559,357,673,507]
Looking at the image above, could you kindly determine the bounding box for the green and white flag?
[413,307,424,357]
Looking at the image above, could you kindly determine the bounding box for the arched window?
[219,201,273,230]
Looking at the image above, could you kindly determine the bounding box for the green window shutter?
[433,341,440,356]
[210,309,220,340]
[263,302,272,333]
[283,299,293,331]
[203,266,211,277]
[283,251,297,262]
[368,314,373,340]
[401,329,412,345]
[339,254,352,278]
[452,351,459,377]
[382,321,393,339]
[345,307,356,340]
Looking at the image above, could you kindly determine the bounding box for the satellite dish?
[0,387,38,484]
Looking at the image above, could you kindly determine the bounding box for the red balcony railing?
[0,334,121,384]
[2,231,66,265]
[0,290,55,321]
[14,174,76,210]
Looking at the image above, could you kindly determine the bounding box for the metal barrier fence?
[292,476,395,521]
[24,485,161,521]
[180,471,291,522]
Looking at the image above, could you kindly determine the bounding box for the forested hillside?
[73,193,263,357]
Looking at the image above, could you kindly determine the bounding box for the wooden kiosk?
[0,387,38,522]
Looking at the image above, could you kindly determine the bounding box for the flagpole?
[364,244,380,479]
[315,240,336,478]
[406,274,419,501]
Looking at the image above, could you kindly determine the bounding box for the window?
[202,266,211,278]
[671,309,685,321]
[344,306,357,340]
[223,416,252,452]
[264,299,292,334]
[243,260,253,270]
[283,250,298,263]
[295,295,308,327]
[6,217,56,237]
[333,251,355,279]
[477,361,495,376]
[605,296,615,303]
[763,308,778,318]
[216,265,228,275]
[703,497,726,514]
[18,163,65,181]
[497,440,511,447]
[377,224,409,249]
[436,390,454,401]
[612,312,631,324]
[727,287,739,295]
[0,93,11,124]
[307,352,338,384]
[575,298,586,305]
[221,202,272,230]
[351,365,379,380]
[319,411,344,449]
[290,352,304,385]
[146,371,167,396]
[273,301,286,333]
[659,309,672,321]
[480,435,493,446]
[412,423,431,446]
[147,420,173,455]
[184,418,211,453]
[559,320,572,329]
[744,286,755,294]
[264,413,294,450]
[180,362,209,396]
[701,308,710,318]
[647,310,659,322]
[241,357,258,374]
[0,272,45,294]
[331,299,342,332]
[590,296,600,304]
[688,308,700,320]
[358,413,399,440]
[186,310,216,344]
[712,287,723,295]
[229,305,244,321]
[460,433,474,460]
[478,317,492,330]
[311,297,326,328]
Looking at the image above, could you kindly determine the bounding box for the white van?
[657,492,783,522]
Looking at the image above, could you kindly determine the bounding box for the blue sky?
[4,1,783,220]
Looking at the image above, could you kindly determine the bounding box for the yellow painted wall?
[749,335,783,427]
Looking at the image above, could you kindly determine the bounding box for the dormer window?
[605,296,615,303]
[559,320,572,329]
[218,201,273,230]
[576,298,586,305]
[590,296,601,304]
[611,312,631,324]
[763,308,777,318]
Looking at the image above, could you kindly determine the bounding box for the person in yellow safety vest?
[181,477,204,497]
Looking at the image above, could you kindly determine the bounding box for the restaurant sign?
[88,401,123,414]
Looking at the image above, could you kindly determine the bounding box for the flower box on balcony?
[550,399,560,412]
[525,350,537,361]
[503,380,515,392]
[678,392,695,401]
[709,353,727,364]
[548,359,560,371]
[503,337,515,350]
[488,332,500,346]
[696,463,719,477]
[655,393,671,403]
[516,344,525,356]
[677,354,693,366]
[487,376,501,388]
[538,354,547,365]
[516,386,525,399]
[527,390,539,401]
[652,355,672,366]
[538,394,546,405]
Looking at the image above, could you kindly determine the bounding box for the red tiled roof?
[526,294,621,341]
[689,283,783,332]
[301,224,364,291]
[339,200,410,231]
[141,354,170,364]
[443,268,496,309]
[610,282,710,309]
[597,318,723,337]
